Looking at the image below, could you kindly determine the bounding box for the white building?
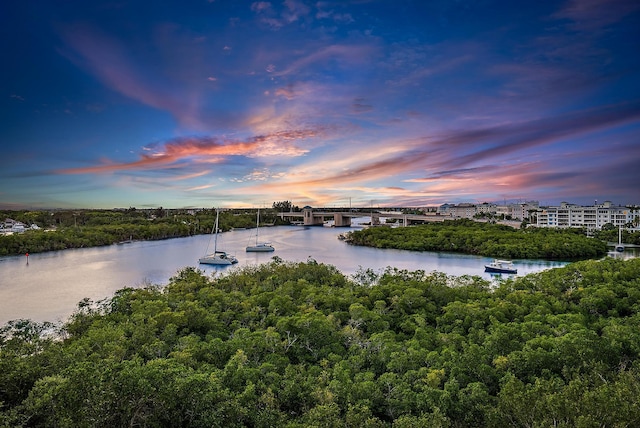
[475,202,497,215]
[1,218,27,234]
[448,203,476,219]
[537,201,639,229]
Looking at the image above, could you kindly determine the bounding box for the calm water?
[0,221,594,325]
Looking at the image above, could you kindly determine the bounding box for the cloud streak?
[238,101,640,204]
[57,127,330,175]
[57,24,206,130]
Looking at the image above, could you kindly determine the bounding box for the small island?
[345,219,609,260]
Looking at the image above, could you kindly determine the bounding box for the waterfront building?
[536,201,639,229]
[432,200,636,230]
[442,201,539,222]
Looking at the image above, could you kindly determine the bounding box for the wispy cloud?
[273,44,377,77]
[251,0,312,28]
[239,101,640,202]
[553,0,640,31]
[352,97,373,113]
[56,127,330,175]
[57,24,206,130]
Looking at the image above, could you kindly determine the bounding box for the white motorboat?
[484,259,517,274]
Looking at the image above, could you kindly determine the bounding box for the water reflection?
[0,223,584,325]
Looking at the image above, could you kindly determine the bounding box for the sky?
[1,0,639,209]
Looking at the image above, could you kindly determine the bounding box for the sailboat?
[616,226,625,252]
[246,208,275,252]
[199,209,238,265]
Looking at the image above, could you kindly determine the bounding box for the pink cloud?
[239,101,640,202]
[274,83,299,100]
[58,24,205,130]
[57,127,328,175]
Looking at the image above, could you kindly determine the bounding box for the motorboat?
[484,259,517,274]
[199,209,238,265]
[246,209,274,252]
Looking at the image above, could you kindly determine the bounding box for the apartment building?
[536,201,639,229]
[440,201,539,221]
[447,203,476,219]
[436,200,637,229]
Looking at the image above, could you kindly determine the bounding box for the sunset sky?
[2,0,639,209]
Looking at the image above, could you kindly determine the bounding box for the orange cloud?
[57,128,327,175]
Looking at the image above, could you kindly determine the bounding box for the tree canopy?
[347,219,609,260]
[2,257,640,427]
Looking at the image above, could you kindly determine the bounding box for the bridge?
[277,207,447,227]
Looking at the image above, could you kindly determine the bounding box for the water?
[0,222,583,325]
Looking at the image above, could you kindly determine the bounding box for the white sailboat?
[246,208,275,252]
[199,209,238,265]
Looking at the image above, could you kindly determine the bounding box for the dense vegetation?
[347,219,609,260]
[0,208,285,256]
[2,257,640,427]
[593,223,640,246]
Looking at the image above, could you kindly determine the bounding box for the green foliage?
[0,208,285,256]
[594,226,640,246]
[272,200,300,212]
[2,258,640,426]
[347,219,608,260]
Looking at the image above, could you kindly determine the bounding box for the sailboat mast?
[214,209,219,253]
[256,209,260,245]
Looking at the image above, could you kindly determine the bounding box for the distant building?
[437,204,453,216]
[1,218,26,233]
[475,202,497,215]
[438,200,638,229]
[448,203,476,219]
[498,201,539,221]
[536,201,639,229]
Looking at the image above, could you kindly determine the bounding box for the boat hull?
[484,265,517,274]
[246,244,275,252]
[199,252,238,265]
[199,257,233,265]
[484,259,517,274]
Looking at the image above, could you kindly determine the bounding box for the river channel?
[2,220,625,326]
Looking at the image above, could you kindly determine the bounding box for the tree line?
[346,219,609,260]
[0,208,287,256]
[2,257,640,426]
[4,209,632,259]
